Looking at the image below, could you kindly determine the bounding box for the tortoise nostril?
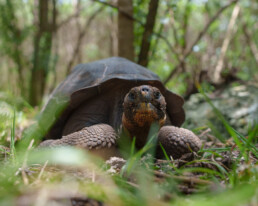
[141,86,149,92]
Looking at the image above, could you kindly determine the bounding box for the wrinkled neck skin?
[122,113,163,149]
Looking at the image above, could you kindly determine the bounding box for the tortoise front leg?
[157,126,202,159]
[39,124,119,158]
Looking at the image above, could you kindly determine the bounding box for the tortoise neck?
[122,113,153,148]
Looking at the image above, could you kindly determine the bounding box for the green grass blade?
[10,108,16,159]
[197,85,248,160]
[130,137,136,157]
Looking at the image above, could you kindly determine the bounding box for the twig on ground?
[199,128,212,138]
[37,160,49,181]
[21,139,35,185]
[154,170,213,185]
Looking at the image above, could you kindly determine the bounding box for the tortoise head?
[122,85,166,134]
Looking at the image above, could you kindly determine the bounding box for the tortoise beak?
[141,91,151,102]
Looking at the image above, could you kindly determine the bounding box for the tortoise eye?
[154,91,161,99]
[129,92,136,100]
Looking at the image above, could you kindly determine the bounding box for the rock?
[184,83,258,136]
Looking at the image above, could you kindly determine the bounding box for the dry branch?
[92,0,179,63]
[213,3,240,83]
[163,0,239,85]
[57,2,84,29]
[66,7,104,74]
[154,170,213,185]
[243,24,258,65]
[92,0,142,25]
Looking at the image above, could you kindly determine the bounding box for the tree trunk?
[117,0,134,61]
[29,0,56,106]
[138,0,159,67]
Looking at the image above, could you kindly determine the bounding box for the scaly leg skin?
[39,124,119,159]
[157,126,202,159]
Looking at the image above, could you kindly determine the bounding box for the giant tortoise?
[40,57,201,159]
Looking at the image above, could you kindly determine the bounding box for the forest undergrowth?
[0,90,257,206]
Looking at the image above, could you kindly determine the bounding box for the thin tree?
[138,0,160,67]
[117,0,134,61]
[29,0,57,106]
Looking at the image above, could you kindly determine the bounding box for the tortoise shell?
[41,57,185,139]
